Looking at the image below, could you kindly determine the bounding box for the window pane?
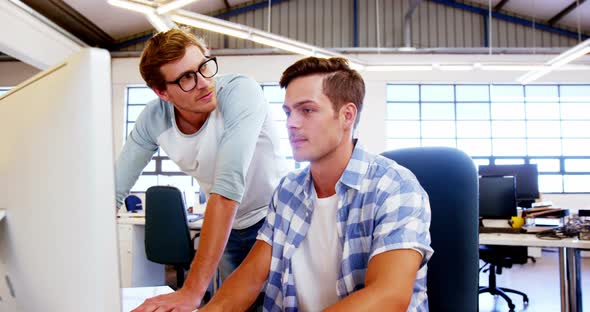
[457,121,490,138]
[158,175,194,190]
[527,139,561,156]
[490,85,524,102]
[525,85,558,102]
[530,159,560,172]
[562,139,590,156]
[565,159,590,172]
[159,148,168,157]
[387,85,419,101]
[457,139,491,156]
[270,104,286,121]
[421,139,456,147]
[127,105,145,122]
[456,102,490,120]
[262,85,285,103]
[527,121,561,138]
[492,139,526,156]
[421,103,454,120]
[421,85,454,102]
[143,160,156,172]
[162,159,182,172]
[421,121,455,138]
[526,102,560,119]
[126,123,135,137]
[561,103,590,119]
[455,85,489,102]
[492,121,525,138]
[473,158,490,167]
[494,159,525,165]
[562,121,590,138]
[387,121,420,138]
[387,103,419,120]
[128,87,157,104]
[491,102,525,119]
[560,85,590,102]
[538,175,563,193]
[564,175,590,192]
[386,139,421,150]
[131,175,158,192]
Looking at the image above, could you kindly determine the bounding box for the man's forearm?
[323,285,409,312]
[182,193,238,300]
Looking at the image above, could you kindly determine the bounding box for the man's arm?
[131,193,238,312]
[115,138,155,207]
[324,249,422,312]
[200,240,272,312]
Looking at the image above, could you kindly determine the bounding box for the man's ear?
[152,87,170,102]
[340,102,357,130]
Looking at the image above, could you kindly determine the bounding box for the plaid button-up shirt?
[257,142,433,312]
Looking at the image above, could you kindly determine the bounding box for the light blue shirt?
[257,141,434,311]
[116,74,288,229]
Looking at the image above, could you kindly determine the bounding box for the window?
[124,83,303,194]
[0,87,10,96]
[386,84,590,193]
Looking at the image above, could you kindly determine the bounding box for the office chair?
[124,194,143,212]
[145,186,195,289]
[381,147,479,312]
[478,245,529,311]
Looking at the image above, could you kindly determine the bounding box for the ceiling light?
[171,12,249,39]
[146,13,173,32]
[107,0,155,15]
[365,65,433,71]
[156,0,200,15]
[517,38,590,84]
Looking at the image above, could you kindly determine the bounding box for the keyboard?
[479,226,525,234]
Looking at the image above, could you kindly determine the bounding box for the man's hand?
[131,287,200,312]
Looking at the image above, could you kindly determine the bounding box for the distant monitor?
[0,49,121,311]
[478,164,539,202]
[479,176,518,219]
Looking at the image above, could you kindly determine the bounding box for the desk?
[122,286,174,311]
[480,233,590,312]
[117,216,202,287]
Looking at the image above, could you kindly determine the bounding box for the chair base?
[479,286,529,311]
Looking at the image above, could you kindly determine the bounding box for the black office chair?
[382,147,479,312]
[145,186,195,289]
[479,245,529,311]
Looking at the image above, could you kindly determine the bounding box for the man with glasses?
[116,28,287,311]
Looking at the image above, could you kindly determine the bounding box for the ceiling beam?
[547,0,586,26]
[493,0,510,11]
[21,0,114,48]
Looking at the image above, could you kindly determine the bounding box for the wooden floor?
[479,249,590,312]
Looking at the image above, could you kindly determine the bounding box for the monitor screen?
[0,49,121,311]
[479,176,518,219]
[478,164,539,200]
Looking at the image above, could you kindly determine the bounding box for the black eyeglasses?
[166,57,218,92]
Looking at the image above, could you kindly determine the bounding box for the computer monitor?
[478,164,539,202]
[0,49,121,311]
[479,176,518,219]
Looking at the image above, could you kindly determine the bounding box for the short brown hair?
[139,28,207,91]
[279,57,365,127]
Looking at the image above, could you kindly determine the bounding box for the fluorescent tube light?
[365,65,433,71]
[146,13,173,32]
[156,0,200,14]
[171,13,249,39]
[108,0,154,15]
[517,38,590,84]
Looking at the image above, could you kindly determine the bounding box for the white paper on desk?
[122,286,174,312]
[481,219,511,228]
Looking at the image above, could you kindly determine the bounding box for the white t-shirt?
[292,193,342,312]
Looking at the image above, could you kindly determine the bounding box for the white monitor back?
[0,48,121,311]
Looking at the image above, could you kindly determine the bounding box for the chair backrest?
[145,186,194,267]
[124,194,143,212]
[381,147,479,312]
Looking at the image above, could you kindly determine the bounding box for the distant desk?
[117,215,203,287]
[480,233,590,312]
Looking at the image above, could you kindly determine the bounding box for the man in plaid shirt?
[201,57,433,312]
